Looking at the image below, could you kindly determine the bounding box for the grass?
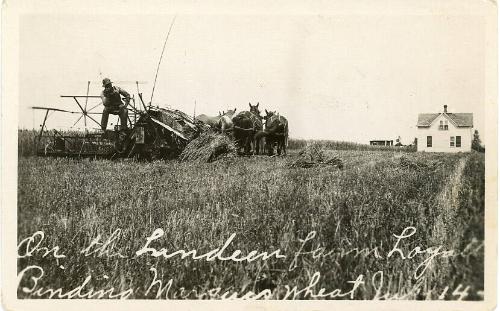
[288,138,416,152]
[17,132,484,300]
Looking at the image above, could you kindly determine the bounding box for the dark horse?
[257,110,288,156]
[231,103,263,154]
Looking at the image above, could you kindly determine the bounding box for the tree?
[408,137,417,152]
[471,130,484,152]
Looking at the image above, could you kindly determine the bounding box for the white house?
[416,105,473,152]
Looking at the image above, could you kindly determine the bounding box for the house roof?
[447,113,474,127]
[417,113,473,127]
[417,113,440,127]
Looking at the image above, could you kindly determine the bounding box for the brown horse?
[232,103,263,154]
[259,110,288,156]
[248,103,265,154]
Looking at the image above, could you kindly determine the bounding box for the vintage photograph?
[3,1,496,309]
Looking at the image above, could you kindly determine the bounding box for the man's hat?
[102,78,112,87]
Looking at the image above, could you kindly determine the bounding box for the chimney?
[444,105,448,113]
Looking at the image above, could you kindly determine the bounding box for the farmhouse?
[416,105,473,152]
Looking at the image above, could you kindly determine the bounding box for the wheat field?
[17,133,484,300]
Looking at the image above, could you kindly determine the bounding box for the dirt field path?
[429,156,468,277]
[432,156,467,240]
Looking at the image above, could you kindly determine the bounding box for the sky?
[19,14,486,144]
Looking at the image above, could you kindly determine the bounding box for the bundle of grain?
[298,142,326,162]
[290,142,343,169]
[179,131,237,163]
[324,155,344,169]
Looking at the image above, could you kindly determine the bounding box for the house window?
[444,120,448,130]
[450,136,455,147]
[456,136,461,147]
[427,136,432,147]
[439,120,444,130]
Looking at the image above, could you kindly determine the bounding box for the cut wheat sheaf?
[179,131,237,163]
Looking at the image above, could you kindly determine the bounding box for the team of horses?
[195,103,288,156]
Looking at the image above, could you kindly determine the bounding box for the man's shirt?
[101,86,130,108]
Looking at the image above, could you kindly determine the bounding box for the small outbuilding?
[370,140,393,146]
